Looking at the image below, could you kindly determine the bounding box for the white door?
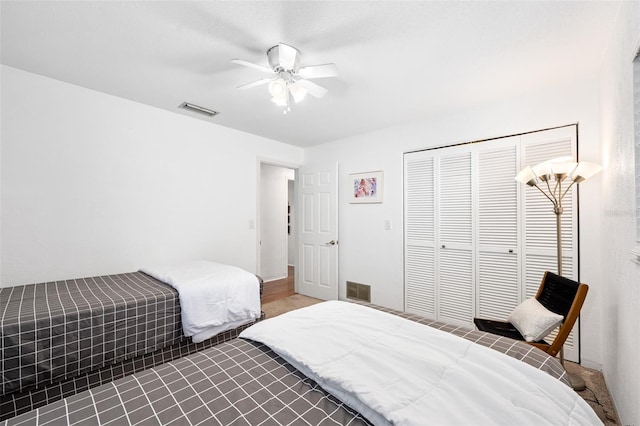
[476,137,521,321]
[437,148,474,327]
[404,153,436,318]
[297,162,339,300]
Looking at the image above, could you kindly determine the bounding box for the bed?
[0,262,263,420]
[1,301,601,425]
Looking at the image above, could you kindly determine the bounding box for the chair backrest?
[534,271,589,357]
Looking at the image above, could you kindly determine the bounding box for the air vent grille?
[179,102,219,117]
[346,281,371,303]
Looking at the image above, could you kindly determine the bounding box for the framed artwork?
[349,171,383,203]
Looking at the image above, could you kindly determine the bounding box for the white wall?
[259,164,294,281]
[305,77,604,368]
[0,66,303,286]
[598,2,640,425]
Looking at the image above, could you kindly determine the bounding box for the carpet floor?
[262,294,619,425]
[262,293,324,318]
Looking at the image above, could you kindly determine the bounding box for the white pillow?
[508,298,564,342]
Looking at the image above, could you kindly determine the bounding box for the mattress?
[2,302,570,425]
[1,272,182,397]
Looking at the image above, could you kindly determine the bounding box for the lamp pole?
[555,205,563,276]
[553,177,564,277]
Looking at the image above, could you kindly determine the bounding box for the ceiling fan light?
[289,84,308,103]
[268,79,287,98]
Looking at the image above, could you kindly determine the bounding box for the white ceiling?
[1,1,621,147]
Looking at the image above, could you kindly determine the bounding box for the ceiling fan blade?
[237,78,273,90]
[278,43,299,70]
[296,79,328,99]
[231,59,273,73]
[298,63,338,79]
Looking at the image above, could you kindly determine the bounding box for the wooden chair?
[473,271,588,357]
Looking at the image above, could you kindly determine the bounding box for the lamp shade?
[571,161,602,183]
[549,158,577,177]
[532,161,553,182]
[515,166,538,186]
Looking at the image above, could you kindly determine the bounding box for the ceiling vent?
[178,102,218,117]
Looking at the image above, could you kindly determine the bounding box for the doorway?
[259,163,296,283]
[258,160,339,301]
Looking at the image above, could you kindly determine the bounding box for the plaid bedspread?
[4,339,368,426]
[1,272,184,396]
[2,302,569,425]
[0,315,263,421]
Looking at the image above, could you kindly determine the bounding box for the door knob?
[325,240,337,246]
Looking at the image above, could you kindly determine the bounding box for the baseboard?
[580,358,602,371]
[263,274,288,283]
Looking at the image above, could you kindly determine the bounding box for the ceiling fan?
[231,43,338,114]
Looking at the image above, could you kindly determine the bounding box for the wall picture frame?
[349,171,383,203]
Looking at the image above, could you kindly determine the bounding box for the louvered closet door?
[404,126,580,360]
[404,152,436,317]
[437,148,474,327]
[476,137,521,320]
[521,126,579,361]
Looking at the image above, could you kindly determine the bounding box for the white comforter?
[240,301,601,426]
[140,260,261,343]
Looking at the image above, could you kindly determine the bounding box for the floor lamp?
[515,157,602,391]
